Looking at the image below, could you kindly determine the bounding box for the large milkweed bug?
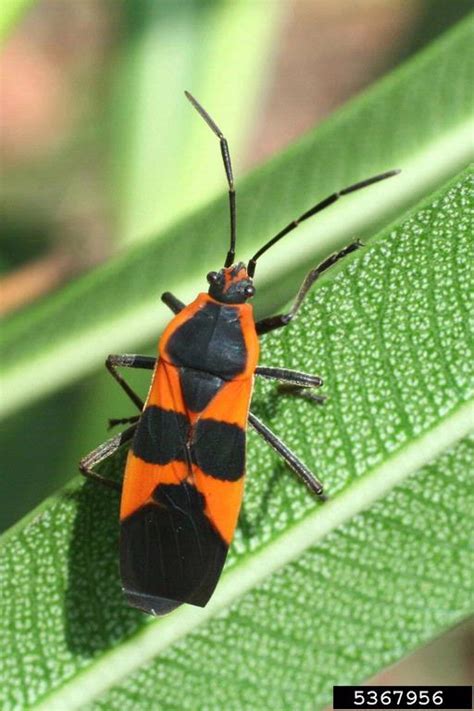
[80,92,400,616]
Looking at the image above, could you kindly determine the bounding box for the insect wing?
[119,360,230,614]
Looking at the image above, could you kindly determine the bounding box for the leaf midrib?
[32,399,474,711]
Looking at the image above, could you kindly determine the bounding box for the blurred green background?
[1,0,472,694]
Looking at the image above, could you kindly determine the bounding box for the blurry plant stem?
[0,249,74,315]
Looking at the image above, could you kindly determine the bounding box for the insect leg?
[79,424,136,492]
[106,354,156,411]
[161,292,185,314]
[255,366,323,388]
[108,414,141,429]
[256,367,326,403]
[248,411,325,499]
[256,241,362,336]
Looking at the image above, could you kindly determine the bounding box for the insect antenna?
[185,91,236,268]
[247,169,400,277]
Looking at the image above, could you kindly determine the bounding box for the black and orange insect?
[80,92,399,615]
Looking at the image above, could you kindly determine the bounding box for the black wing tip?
[124,589,182,616]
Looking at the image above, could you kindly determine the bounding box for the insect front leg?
[248,411,326,500]
[161,292,185,314]
[255,241,362,336]
[106,354,156,411]
[79,424,137,492]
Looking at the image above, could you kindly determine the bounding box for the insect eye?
[207,271,218,284]
[244,284,255,298]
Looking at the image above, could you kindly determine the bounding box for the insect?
[80,91,399,616]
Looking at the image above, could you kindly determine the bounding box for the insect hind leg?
[248,411,326,500]
[79,424,136,492]
[108,414,140,430]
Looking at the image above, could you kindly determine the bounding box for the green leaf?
[1,169,472,709]
[1,15,473,418]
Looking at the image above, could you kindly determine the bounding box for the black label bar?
[333,686,472,710]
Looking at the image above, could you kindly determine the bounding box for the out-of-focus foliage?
[0,0,34,40]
